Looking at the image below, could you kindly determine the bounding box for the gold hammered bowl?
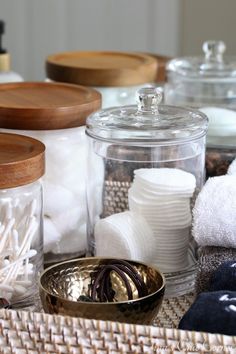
[39,257,165,324]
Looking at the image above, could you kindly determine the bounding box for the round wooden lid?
[150,54,171,82]
[0,82,101,130]
[0,133,45,189]
[46,51,158,87]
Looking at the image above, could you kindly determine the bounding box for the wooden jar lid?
[0,82,101,130]
[0,133,45,189]
[142,53,171,82]
[150,54,171,82]
[46,51,158,87]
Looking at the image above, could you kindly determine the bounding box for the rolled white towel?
[192,175,236,248]
[94,211,156,263]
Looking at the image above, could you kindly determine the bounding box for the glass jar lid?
[86,87,208,144]
[167,41,236,80]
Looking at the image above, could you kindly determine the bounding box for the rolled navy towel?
[209,260,236,292]
[195,246,236,294]
[179,291,236,335]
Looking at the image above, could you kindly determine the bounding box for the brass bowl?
[39,257,165,325]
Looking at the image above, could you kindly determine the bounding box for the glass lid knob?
[202,40,226,63]
[137,87,163,114]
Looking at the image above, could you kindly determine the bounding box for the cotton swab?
[0,197,40,301]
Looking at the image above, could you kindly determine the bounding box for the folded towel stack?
[179,261,236,335]
[192,172,236,293]
[192,175,236,249]
[179,290,236,335]
[209,260,236,292]
[196,246,236,294]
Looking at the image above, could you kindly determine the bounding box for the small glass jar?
[46,51,157,108]
[165,40,236,177]
[0,132,45,309]
[86,87,208,297]
[0,82,101,265]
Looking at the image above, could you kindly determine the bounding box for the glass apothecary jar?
[165,40,236,177]
[86,87,208,297]
[0,82,101,265]
[0,133,45,309]
[46,51,157,108]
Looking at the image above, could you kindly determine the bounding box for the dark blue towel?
[209,260,236,292]
[179,291,236,335]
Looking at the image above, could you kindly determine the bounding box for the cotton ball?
[43,217,62,253]
[52,207,85,236]
[52,223,87,254]
[43,181,77,218]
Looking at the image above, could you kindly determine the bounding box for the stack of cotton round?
[94,211,156,263]
[128,168,196,273]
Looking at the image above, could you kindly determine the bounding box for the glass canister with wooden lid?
[0,132,45,309]
[86,87,208,297]
[46,51,157,108]
[0,82,101,265]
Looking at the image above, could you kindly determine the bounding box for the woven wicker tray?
[0,293,235,354]
[0,305,235,354]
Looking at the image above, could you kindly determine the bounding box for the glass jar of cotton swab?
[0,133,45,309]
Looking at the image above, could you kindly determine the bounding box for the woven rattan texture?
[0,309,235,354]
[154,293,195,328]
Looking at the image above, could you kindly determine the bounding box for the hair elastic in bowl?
[80,259,149,302]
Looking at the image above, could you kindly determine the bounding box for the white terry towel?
[192,175,236,248]
[94,211,156,263]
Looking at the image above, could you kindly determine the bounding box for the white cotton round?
[192,175,236,248]
[95,211,157,263]
[134,168,196,190]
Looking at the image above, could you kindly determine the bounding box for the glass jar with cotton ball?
[0,133,45,309]
[165,40,236,178]
[86,87,208,297]
[0,82,101,266]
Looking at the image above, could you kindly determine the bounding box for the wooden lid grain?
[46,51,157,87]
[0,133,45,188]
[143,53,171,82]
[0,82,101,130]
